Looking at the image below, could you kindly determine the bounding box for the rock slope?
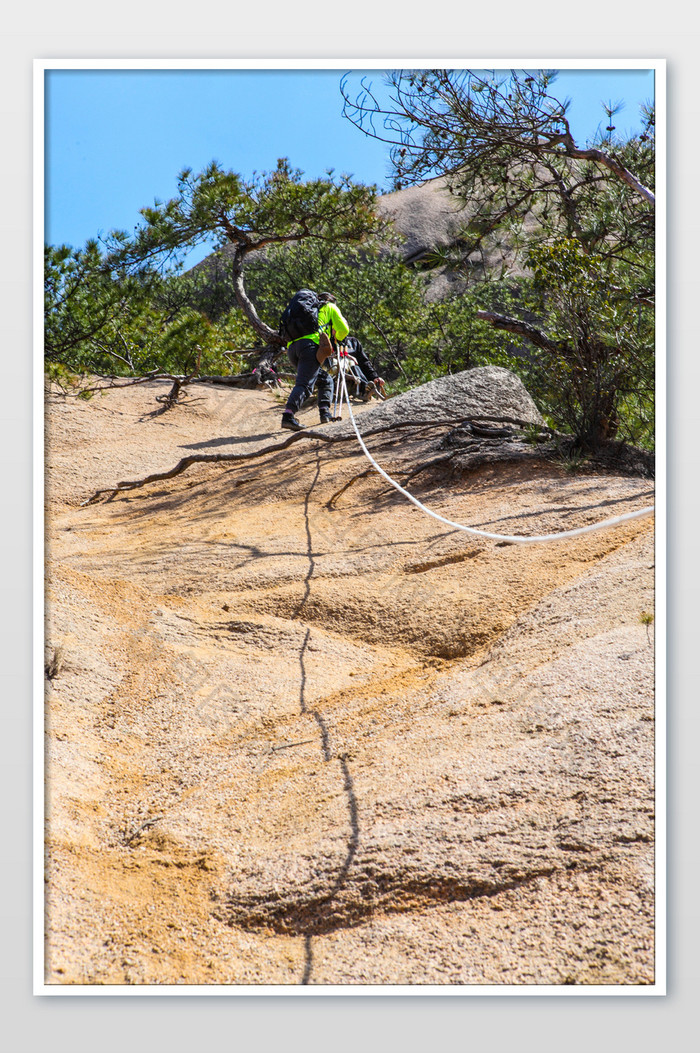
[43,371,656,986]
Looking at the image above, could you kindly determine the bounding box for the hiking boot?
[319,411,335,424]
[281,412,304,431]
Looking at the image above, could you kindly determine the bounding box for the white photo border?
[34,56,666,997]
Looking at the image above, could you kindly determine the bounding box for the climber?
[279,290,350,431]
[342,335,386,401]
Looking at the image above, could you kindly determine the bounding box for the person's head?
[318,291,337,304]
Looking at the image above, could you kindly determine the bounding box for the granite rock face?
[375,176,468,263]
[43,376,655,987]
[336,365,544,436]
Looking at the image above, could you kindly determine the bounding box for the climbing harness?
[335,357,655,545]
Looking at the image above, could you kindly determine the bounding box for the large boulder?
[336,365,544,435]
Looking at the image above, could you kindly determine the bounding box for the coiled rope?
[337,364,654,545]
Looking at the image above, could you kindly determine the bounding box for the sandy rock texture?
[43,370,656,987]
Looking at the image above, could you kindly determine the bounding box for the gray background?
[3,8,697,1052]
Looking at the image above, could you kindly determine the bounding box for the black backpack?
[279,289,320,343]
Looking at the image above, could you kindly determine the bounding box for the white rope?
[338,366,654,545]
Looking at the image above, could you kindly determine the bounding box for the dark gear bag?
[279,289,320,343]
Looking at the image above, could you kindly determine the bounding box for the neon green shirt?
[286,302,350,347]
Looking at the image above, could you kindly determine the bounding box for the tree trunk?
[230,250,283,349]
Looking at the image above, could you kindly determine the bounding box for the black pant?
[348,361,369,395]
[285,338,334,416]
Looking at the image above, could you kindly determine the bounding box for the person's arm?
[320,303,349,343]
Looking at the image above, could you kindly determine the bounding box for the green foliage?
[44,359,84,392]
[227,238,524,391]
[45,241,133,370]
[44,241,243,378]
[391,284,526,391]
[640,609,654,645]
[342,69,656,448]
[238,240,426,375]
[344,69,655,253]
[106,158,384,282]
[46,102,656,453]
[517,238,654,447]
[234,238,526,391]
[559,445,588,474]
[44,159,387,379]
[85,157,389,354]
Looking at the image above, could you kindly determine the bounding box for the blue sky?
[43,65,655,267]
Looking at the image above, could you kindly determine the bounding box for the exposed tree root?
[81,412,574,507]
[82,416,473,505]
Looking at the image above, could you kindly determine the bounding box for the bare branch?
[475,310,564,355]
[561,143,655,205]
